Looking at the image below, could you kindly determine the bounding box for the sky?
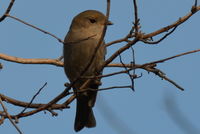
[0,0,200,134]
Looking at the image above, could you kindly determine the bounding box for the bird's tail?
[74,96,96,132]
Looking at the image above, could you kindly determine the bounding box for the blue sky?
[0,0,200,134]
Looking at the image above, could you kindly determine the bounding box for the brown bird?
[63,10,112,132]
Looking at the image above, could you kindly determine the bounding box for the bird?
[63,10,112,132]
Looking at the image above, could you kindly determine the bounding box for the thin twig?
[6,15,64,43]
[143,5,200,39]
[107,63,141,68]
[19,82,47,114]
[0,97,23,134]
[105,35,130,47]
[13,87,71,119]
[130,46,136,90]
[142,26,177,44]
[143,49,200,66]
[82,68,133,79]
[65,34,97,44]
[158,72,184,90]
[68,85,132,94]
[118,53,135,91]
[98,85,132,91]
[103,38,138,68]
[144,67,184,90]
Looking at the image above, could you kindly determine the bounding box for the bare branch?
[119,53,135,91]
[6,15,64,43]
[143,49,200,66]
[0,0,15,22]
[19,83,47,114]
[133,0,139,33]
[14,87,71,118]
[143,66,184,90]
[98,85,132,91]
[105,36,130,47]
[103,38,138,68]
[142,26,177,44]
[82,68,133,79]
[68,86,132,94]
[0,94,69,110]
[143,5,200,39]
[0,53,63,67]
[66,34,97,44]
[0,97,23,134]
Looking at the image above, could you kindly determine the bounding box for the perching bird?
[63,10,112,132]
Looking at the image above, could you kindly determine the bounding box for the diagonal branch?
[143,5,200,39]
[142,26,177,45]
[6,15,64,43]
[0,0,15,22]
[0,97,23,134]
[19,82,47,114]
[143,48,200,66]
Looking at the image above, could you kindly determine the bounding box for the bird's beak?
[107,20,113,25]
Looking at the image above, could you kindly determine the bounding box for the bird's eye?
[89,18,96,23]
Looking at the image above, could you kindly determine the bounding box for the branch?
[69,86,132,94]
[142,26,177,44]
[0,53,63,67]
[0,97,23,134]
[143,48,200,66]
[105,35,130,47]
[82,69,133,79]
[0,0,15,22]
[133,0,139,33]
[143,5,200,39]
[6,15,64,43]
[119,52,135,91]
[1,48,200,69]
[103,38,138,68]
[19,82,47,114]
[143,66,184,90]
[0,94,69,110]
